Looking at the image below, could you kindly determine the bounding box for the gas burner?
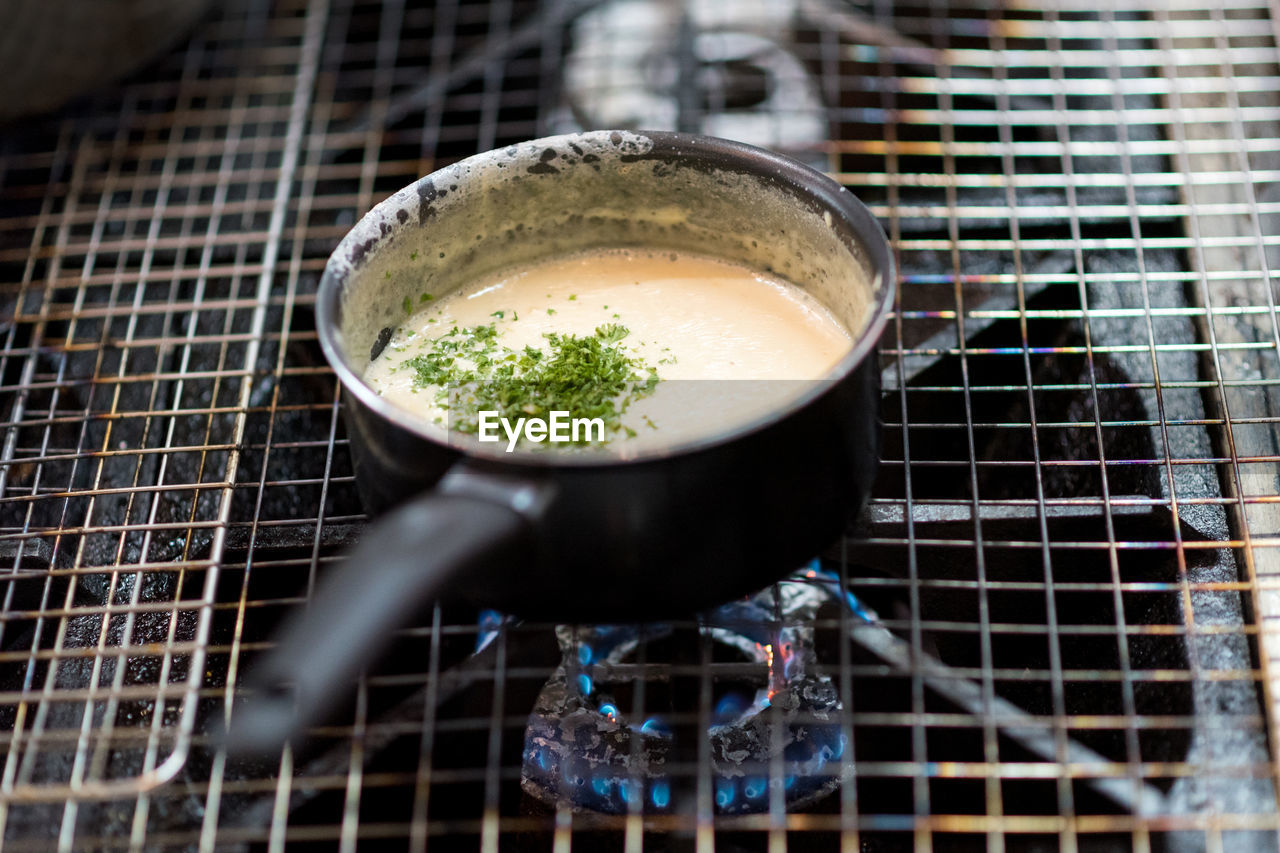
[553,0,827,167]
[520,562,852,815]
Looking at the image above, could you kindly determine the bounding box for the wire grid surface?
[0,0,1277,849]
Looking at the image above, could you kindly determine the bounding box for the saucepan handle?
[222,485,531,757]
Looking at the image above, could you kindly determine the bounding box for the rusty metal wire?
[0,0,1278,849]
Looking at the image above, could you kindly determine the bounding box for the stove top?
[0,1,1278,850]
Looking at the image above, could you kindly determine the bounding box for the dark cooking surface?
[1,0,1278,850]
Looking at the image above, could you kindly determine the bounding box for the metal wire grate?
[1,0,1278,849]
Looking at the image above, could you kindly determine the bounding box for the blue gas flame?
[475,609,506,652]
[640,717,669,736]
[714,692,748,722]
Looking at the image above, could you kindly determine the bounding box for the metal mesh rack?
[1,0,1279,849]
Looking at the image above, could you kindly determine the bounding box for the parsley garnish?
[402,322,660,445]
[595,323,627,343]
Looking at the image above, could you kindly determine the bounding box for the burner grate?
[1,0,1279,849]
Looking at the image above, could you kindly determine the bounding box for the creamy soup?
[363,248,854,453]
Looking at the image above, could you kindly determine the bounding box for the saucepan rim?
[316,130,895,468]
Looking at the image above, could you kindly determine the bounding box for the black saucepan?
[225,130,895,756]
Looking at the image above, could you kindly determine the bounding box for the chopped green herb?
[410,251,418,260]
[595,323,628,343]
[402,295,413,315]
[490,310,505,319]
[547,308,556,316]
[403,322,660,446]
[568,294,577,301]
[420,292,433,302]
[385,270,392,279]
